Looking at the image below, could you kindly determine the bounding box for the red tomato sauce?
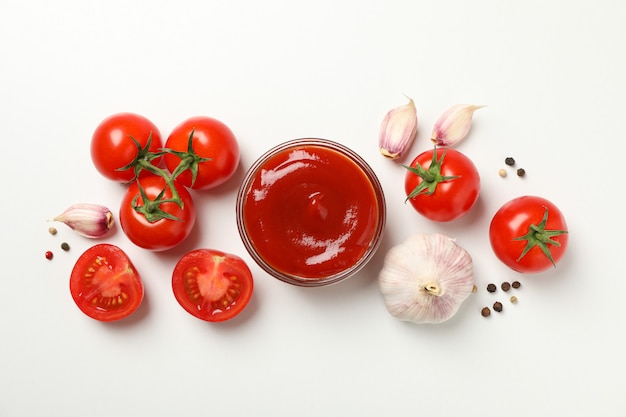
[241,142,383,280]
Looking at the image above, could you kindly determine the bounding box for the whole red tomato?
[164,116,240,190]
[489,195,568,273]
[404,147,480,222]
[119,175,196,251]
[91,113,163,182]
[70,244,143,322]
[172,249,254,322]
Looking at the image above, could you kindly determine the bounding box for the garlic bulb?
[378,233,474,324]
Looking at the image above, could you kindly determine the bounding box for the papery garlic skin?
[53,203,115,238]
[431,104,484,147]
[379,97,418,159]
[378,233,474,324]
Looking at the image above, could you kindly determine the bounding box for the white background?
[1,0,624,416]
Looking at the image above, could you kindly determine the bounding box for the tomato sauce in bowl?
[236,139,386,286]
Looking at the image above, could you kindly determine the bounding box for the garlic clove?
[431,104,484,147]
[52,203,115,238]
[379,97,418,160]
[378,233,474,324]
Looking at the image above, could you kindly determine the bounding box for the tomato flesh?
[489,195,568,273]
[70,244,143,322]
[172,249,253,322]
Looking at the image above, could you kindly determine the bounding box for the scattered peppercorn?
[493,301,503,312]
[48,227,57,235]
[487,283,497,293]
[61,242,70,251]
[45,251,53,260]
[472,285,478,293]
[512,281,521,289]
[516,168,526,177]
[505,157,515,166]
[498,168,507,177]
[501,282,511,292]
[481,307,491,317]
[510,296,518,304]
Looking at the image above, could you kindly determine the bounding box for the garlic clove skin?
[378,233,474,324]
[379,97,418,160]
[53,203,115,238]
[431,104,484,147]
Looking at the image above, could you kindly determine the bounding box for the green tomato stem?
[403,146,459,201]
[115,130,212,222]
[513,206,568,266]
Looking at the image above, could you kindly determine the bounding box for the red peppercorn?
[45,251,53,260]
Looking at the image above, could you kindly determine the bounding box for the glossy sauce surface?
[242,144,380,279]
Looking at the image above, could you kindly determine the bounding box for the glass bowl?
[236,138,386,287]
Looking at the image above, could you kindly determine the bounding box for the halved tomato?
[70,244,143,322]
[172,249,253,322]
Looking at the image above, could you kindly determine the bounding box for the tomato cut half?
[70,244,144,322]
[172,249,253,322]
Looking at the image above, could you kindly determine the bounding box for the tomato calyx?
[403,147,459,200]
[116,134,164,182]
[131,180,183,223]
[118,131,212,222]
[162,129,211,188]
[513,206,568,266]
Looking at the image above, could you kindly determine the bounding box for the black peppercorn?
[501,282,511,292]
[487,283,497,293]
[505,157,515,166]
[61,242,70,251]
[481,307,491,317]
[516,168,526,177]
[493,302,503,312]
[512,281,521,289]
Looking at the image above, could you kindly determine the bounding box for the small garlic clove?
[431,104,484,147]
[379,97,418,160]
[378,233,474,324]
[52,203,115,238]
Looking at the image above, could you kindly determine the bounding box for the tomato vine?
[118,131,208,222]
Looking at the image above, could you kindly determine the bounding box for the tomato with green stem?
[70,244,143,322]
[119,175,196,251]
[164,116,240,190]
[404,147,480,222]
[90,113,163,182]
[489,195,568,273]
[172,249,253,322]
